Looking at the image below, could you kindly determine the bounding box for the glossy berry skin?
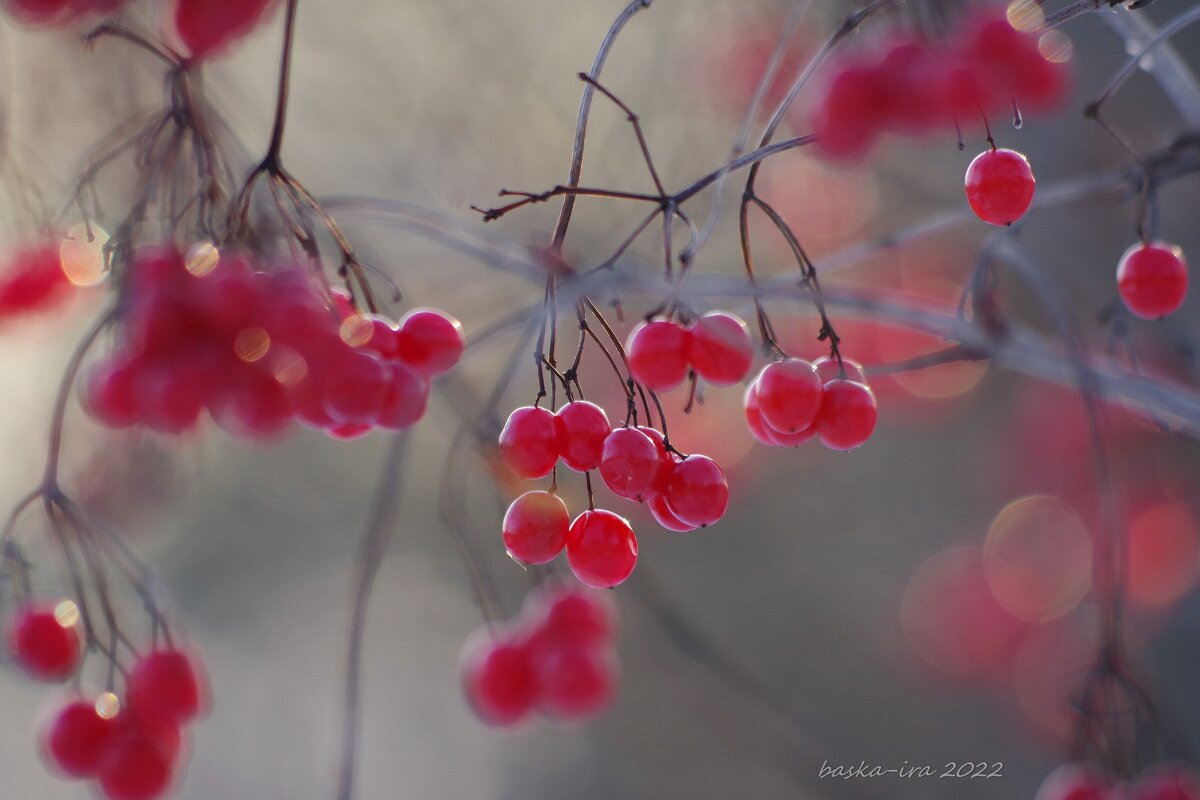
[502,491,570,565]
[817,380,878,451]
[460,633,538,727]
[688,312,754,386]
[7,604,82,682]
[555,401,610,472]
[598,427,662,501]
[498,406,563,478]
[395,308,465,377]
[96,722,177,800]
[376,362,429,430]
[43,700,119,778]
[534,646,617,721]
[1116,242,1188,320]
[648,493,698,533]
[743,382,817,448]
[664,455,730,528]
[813,355,866,384]
[626,320,690,392]
[126,650,205,727]
[964,148,1036,226]
[1034,764,1116,800]
[755,359,823,433]
[566,510,638,588]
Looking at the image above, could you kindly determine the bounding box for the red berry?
[173,0,277,61]
[687,312,753,386]
[755,359,823,433]
[96,720,177,800]
[566,510,638,588]
[816,379,878,450]
[502,491,570,565]
[395,308,464,377]
[626,319,690,392]
[83,360,141,428]
[743,381,816,447]
[1116,241,1188,320]
[0,243,70,315]
[663,455,729,528]
[126,649,205,727]
[529,587,614,651]
[814,66,886,160]
[964,147,1036,226]
[325,422,372,441]
[459,633,538,727]
[534,646,617,721]
[321,350,391,425]
[648,493,698,533]
[598,427,662,500]
[555,401,610,472]
[6,602,82,682]
[497,406,563,478]
[813,355,866,384]
[376,361,429,430]
[43,699,119,778]
[1034,764,1117,800]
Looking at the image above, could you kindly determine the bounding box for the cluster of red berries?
[6,600,206,800]
[499,399,730,585]
[3,0,278,62]
[744,356,878,451]
[964,146,1037,226]
[814,11,1069,160]
[460,584,618,727]
[1116,241,1189,320]
[1037,763,1200,800]
[625,311,754,391]
[0,242,75,320]
[82,246,462,440]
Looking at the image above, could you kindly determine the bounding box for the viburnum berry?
[376,362,430,430]
[173,0,278,61]
[0,242,72,316]
[528,587,615,650]
[497,406,563,478]
[687,312,754,386]
[394,308,465,377]
[626,319,690,391]
[1034,764,1117,800]
[6,601,83,682]
[459,632,538,727]
[663,455,729,528]
[817,379,878,451]
[964,147,1036,226]
[126,649,206,727]
[743,382,817,448]
[96,717,179,800]
[533,646,617,721]
[555,401,610,472]
[566,509,638,588]
[648,493,698,533]
[42,698,119,778]
[82,361,141,429]
[754,359,823,433]
[502,491,570,565]
[598,427,663,501]
[1116,241,1188,320]
[813,355,866,384]
[321,350,391,425]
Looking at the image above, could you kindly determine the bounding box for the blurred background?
[1,0,1200,798]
